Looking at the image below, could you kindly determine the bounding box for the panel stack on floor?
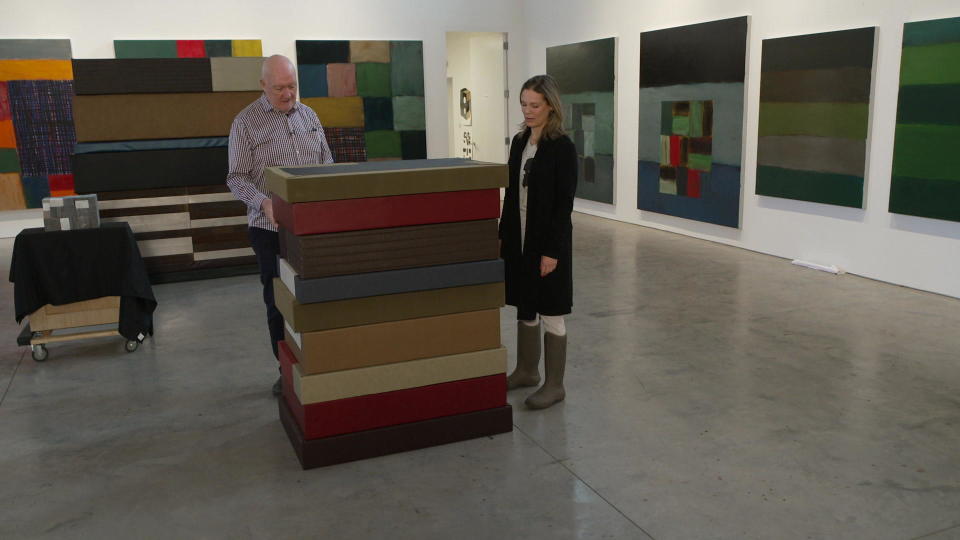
[266,158,512,469]
[70,53,265,282]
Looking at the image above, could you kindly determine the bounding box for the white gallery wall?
[521,0,960,299]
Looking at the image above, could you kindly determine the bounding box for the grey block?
[42,194,101,231]
[279,258,505,304]
[0,39,72,59]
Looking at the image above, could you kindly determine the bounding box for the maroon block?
[271,188,500,235]
[278,340,506,438]
[278,398,513,470]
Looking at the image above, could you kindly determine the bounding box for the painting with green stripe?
[755,27,875,208]
[890,15,960,222]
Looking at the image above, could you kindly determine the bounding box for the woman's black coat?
[498,129,578,316]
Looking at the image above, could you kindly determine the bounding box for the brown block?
[274,278,504,333]
[73,91,261,142]
[285,308,501,374]
[278,399,513,469]
[265,159,508,203]
[283,219,498,279]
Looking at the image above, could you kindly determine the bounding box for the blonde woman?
[498,75,578,409]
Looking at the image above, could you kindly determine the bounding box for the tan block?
[274,278,504,333]
[293,346,507,404]
[350,41,390,63]
[266,160,508,203]
[286,309,501,374]
[73,91,261,142]
[300,97,364,128]
[30,296,120,331]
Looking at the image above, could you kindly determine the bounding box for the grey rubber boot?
[525,332,566,409]
[507,321,541,390]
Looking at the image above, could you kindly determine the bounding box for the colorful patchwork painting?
[756,27,875,208]
[659,100,713,197]
[295,40,427,162]
[0,39,76,210]
[113,40,262,58]
[889,16,960,222]
[546,37,615,204]
[638,17,748,228]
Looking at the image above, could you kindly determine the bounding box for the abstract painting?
[114,40,262,58]
[889,16,960,222]
[638,17,748,228]
[546,37,615,204]
[756,27,875,208]
[0,39,75,210]
[296,40,426,162]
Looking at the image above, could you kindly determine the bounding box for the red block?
[669,135,681,166]
[48,174,74,192]
[278,340,507,439]
[177,40,206,58]
[0,82,10,121]
[687,170,701,198]
[272,188,501,236]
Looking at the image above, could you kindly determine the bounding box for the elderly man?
[227,54,334,396]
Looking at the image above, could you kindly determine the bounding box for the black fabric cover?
[72,59,213,95]
[73,147,228,193]
[10,223,157,341]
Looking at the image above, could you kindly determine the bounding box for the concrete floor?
[1,212,959,540]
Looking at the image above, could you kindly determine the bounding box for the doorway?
[445,32,509,164]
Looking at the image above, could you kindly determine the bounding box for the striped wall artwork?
[889,16,960,222]
[71,56,264,280]
[0,39,76,210]
[637,16,748,228]
[546,37,616,204]
[295,40,426,162]
[113,39,262,59]
[755,27,875,208]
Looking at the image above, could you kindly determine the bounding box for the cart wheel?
[125,340,139,353]
[32,344,48,362]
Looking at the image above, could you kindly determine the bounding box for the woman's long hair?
[517,74,565,140]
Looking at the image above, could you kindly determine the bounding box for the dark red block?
[177,40,206,58]
[279,398,513,470]
[278,340,506,439]
[272,188,500,236]
[687,170,701,198]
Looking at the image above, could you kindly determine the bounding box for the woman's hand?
[540,255,558,277]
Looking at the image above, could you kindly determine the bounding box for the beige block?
[350,41,390,63]
[138,237,193,257]
[193,247,254,260]
[101,212,190,233]
[98,195,189,210]
[188,216,247,228]
[210,57,263,91]
[30,296,120,331]
[293,346,507,404]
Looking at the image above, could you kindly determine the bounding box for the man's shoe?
[272,376,282,397]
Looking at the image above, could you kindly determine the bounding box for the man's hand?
[540,255,557,277]
[261,198,277,228]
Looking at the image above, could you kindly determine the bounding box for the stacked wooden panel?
[267,158,512,469]
[69,57,264,282]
